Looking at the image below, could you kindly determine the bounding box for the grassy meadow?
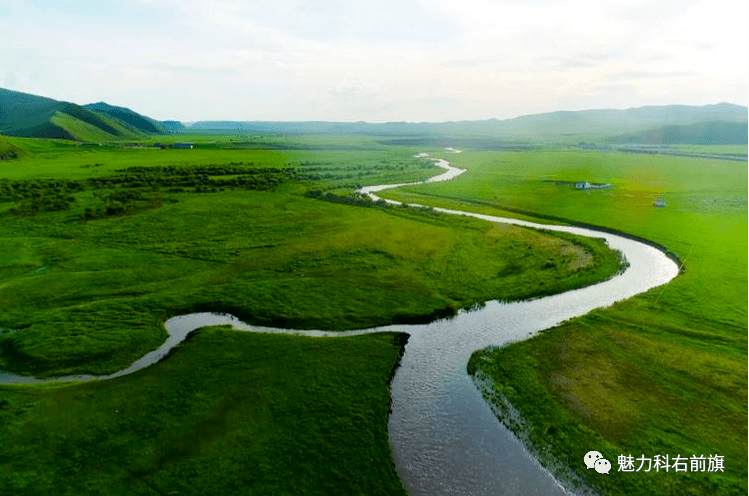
[0,134,627,494]
[379,149,747,495]
[0,329,409,496]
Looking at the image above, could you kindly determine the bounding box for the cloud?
[606,70,696,82]
[146,63,241,77]
[542,50,626,70]
[0,0,745,121]
[149,0,458,47]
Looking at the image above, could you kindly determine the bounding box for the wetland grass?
[0,138,626,494]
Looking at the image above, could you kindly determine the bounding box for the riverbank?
[469,369,599,495]
[385,207,677,495]
[393,149,747,496]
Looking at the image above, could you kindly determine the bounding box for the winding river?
[0,154,679,495]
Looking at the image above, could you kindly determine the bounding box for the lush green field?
[0,328,409,496]
[379,150,747,495]
[0,143,624,378]
[0,136,630,494]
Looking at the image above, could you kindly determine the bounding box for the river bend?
[0,153,679,495]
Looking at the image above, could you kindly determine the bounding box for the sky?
[1,0,747,122]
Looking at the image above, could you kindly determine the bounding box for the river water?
[0,154,679,495]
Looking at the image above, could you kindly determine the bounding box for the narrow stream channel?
[0,154,679,495]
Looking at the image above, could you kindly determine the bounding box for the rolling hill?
[83,101,166,134]
[492,102,747,136]
[0,88,166,142]
[160,120,186,131]
[1,87,745,146]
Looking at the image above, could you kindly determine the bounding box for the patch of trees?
[306,190,384,208]
[292,159,431,183]
[307,189,455,228]
[3,159,416,220]
[1,179,83,216]
[83,190,163,219]
[0,165,299,218]
[9,193,77,215]
[87,165,296,191]
[307,190,440,217]
[0,179,85,202]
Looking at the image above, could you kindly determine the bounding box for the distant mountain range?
[0,87,746,145]
[187,103,747,144]
[607,120,748,146]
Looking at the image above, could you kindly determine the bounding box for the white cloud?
[0,0,745,121]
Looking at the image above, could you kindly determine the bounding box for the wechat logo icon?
[584,451,611,474]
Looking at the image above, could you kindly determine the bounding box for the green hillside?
[84,102,167,134]
[0,88,73,139]
[160,120,186,131]
[0,88,156,142]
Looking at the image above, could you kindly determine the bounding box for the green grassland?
[0,145,622,378]
[0,135,425,183]
[0,136,628,494]
[0,329,409,496]
[378,150,747,495]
